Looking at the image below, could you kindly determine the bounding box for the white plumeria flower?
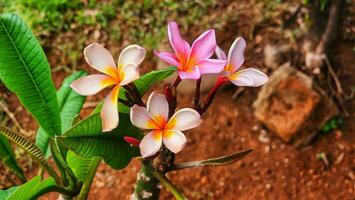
[215,37,268,87]
[130,92,202,158]
[71,43,146,132]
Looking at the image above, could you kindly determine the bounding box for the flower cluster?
[71,21,268,158]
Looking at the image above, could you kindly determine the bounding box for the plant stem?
[194,78,201,110]
[76,157,101,200]
[153,171,187,200]
[133,160,161,200]
[200,76,228,114]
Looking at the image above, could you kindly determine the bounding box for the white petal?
[230,68,268,87]
[166,108,202,131]
[119,63,140,86]
[70,74,115,96]
[227,37,246,72]
[101,86,120,132]
[147,92,169,125]
[215,46,227,60]
[139,130,162,158]
[84,43,117,75]
[130,105,159,129]
[118,45,146,67]
[162,130,187,154]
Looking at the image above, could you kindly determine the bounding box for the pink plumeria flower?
[155,21,226,80]
[71,43,146,132]
[130,92,202,158]
[215,37,268,87]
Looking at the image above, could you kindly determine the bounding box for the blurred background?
[0,0,354,199]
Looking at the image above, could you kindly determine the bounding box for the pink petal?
[139,130,162,158]
[101,85,120,132]
[168,21,190,59]
[215,46,227,60]
[147,92,169,125]
[190,29,216,62]
[118,45,146,67]
[84,43,117,75]
[229,68,268,87]
[119,63,140,86]
[162,130,187,153]
[130,105,159,129]
[70,74,115,96]
[227,37,246,72]
[178,67,201,80]
[197,59,226,74]
[166,108,202,131]
[154,50,180,66]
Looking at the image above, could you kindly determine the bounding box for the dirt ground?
[1,1,354,200]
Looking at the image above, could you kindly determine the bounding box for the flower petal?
[154,50,180,66]
[215,46,227,60]
[166,108,202,131]
[229,68,268,87]
[168,21,190,59]
[139,130,162,158]
[70,74,115,96]
[178,67,201,80]
[190,29,216,62]
[118,45,146,67]
[101,85,120,132]
[162,130,186,153]
[147,92,169,126]
[130,105,159,129]
[84,43,117,75]
[119,63,140,86]
[197,58,226,74]
[227,37,246,72]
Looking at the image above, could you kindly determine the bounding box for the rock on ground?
[253,64,338,146]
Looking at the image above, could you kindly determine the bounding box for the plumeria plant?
[0,13,267,200]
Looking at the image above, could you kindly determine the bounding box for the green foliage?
[67,150,98,182]
[0,13,61,137]
[321,117,344,133]
[5,176,55,200]
[58,113,141,169]
[36,71,87,157]
[0,186,18,200]
[0,135,25,182]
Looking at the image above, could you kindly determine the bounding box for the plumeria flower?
[71,43,146,132]
[155,21,226,80]
[130,92,202,158]
[215,37,268,87]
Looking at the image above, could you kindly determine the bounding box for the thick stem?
[133,161,161,200]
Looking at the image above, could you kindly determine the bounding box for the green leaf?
[67,150,98,182]
[6,176,55,200]
[171,149,253,171]
[0,125,59,182]
[58,113,141,169]
[92,66,176,114]
[0,135,26,182]
[35,71,87,157]
[0,186,18,200]
[0,13,61,136]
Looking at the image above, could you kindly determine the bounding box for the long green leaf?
[35,71,87,157]
[57,113,141,169]
[0,186,18,199]
[0,13,61,136]
[0,135,25,182]
[171,149,253,171]
[6,176,55,200]
[0,125,59,182]
[92,66,176,114]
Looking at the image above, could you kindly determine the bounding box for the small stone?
[253,64,338,145]
[264,145,271,153]
[258,131,270,143]
[200,176,208,185]
[255,35,263,44]
[263,44,291,70]
[252,125,259,132]
[265,184,272,190]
